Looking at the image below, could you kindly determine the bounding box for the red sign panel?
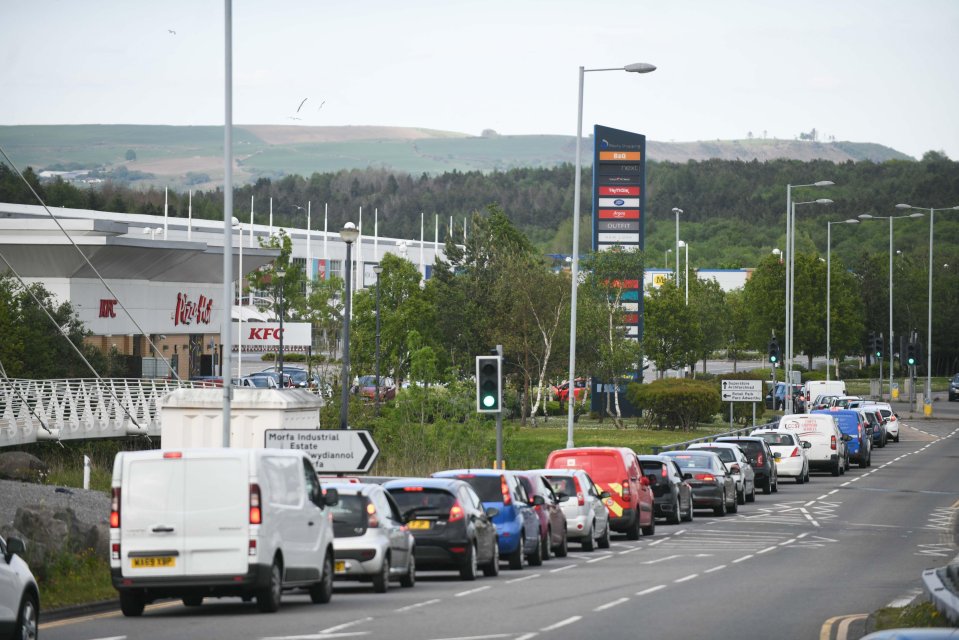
[621,313,639,324]
[99,299,117,318]
[598,209,640,220]
[173,293,214,326]
[599,186,640,197]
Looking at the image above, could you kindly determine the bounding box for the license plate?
[408,520,432,530]
[131,556,175,568]
[335,560,346,573]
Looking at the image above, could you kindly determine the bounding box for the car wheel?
[309,554,334,604]
[796,472,804,484]
[859,454,869,469]
[832,458,841,476]
[641,512,656,536]
[16,592,39,639]
[401,552,417,587]
[626,514,641,541]
[597,522,611,549]
[120,590,146,617]
[554,528,569,557]
[762,478,772,495]
[894,433,900,443]
[713,496,727,517]
[541,530,551,561]
[746,484,756,503]
[581,521,596,551]
[737,485,746,505]
[728,492,739,514]
[372,555,390,593]
[508,535,525,570]
[771,475,778,493]
[182,595,203,607]
[257,557,283,613]
[482,540,500,577]
[682,497,694,522]
[460,543,479,580]
[667,497,681,525]
[528,535,544,567]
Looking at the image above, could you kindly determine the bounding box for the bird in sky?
[287,116,302,121]
[317,100,325,111]
[168,29,176,35]
[296,98,308,113]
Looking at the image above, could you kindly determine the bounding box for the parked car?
[526,469,611,551]
[247,370,294,388]
[661,450,737,516]
[325,482,416,592]
[950,374,959,402]
[778,413,849,476]
[552,378,587,403]
[714,436,779,494]
[545,447,655,539]
[863,402,900,442]
[110,448,339,615]
[861,408,888,448]
[686,442,756,504]
[236,375,280,389]
[829,395,862,409]
[258,366,315,389]
[515,472,569,559]
[766,382,804,411]
[636,454,694,524]
[750,428,811,484]
[0,534,39,640]
[385,478,499,580]
[431,470,542,568]
[814,409,871,468]
[352,375,397,402]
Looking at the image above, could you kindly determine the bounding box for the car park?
[662,450,737,516]
[637,454,694,524]
[431,470,542,568]
[545,447,655,539]
[352,375,397,402]
[862,402,900,442]
[814,409,871,468]
[714,436,779,494]
[515,472,569,559]
[325,482,416,592]
[0,534,39,640]
[778,413,849,476]
[526,469,611,551]
[385,477,499,580]
[686,442,756,504]
[750,429,811,484]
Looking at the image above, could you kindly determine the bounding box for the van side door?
[302,458,330,574]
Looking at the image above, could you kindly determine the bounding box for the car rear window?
[723,441,763,458]
[668,454,715,469]
[695,447,736,463]
[545,475,575,495]
[329,495,367,538]
[454,476,504,503]
[640,461,667,476]
[388,488,456,517]
[756,433,794,446]
[550,452,621,482]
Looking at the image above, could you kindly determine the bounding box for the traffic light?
[767,338,780,365]
[872,333,883,359]
[906,342,919,367]
[476,355,502,413]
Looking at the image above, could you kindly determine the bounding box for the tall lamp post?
[858,211,924,400]
[665,248,671,270]
[566,61,656,448]
[275,268,285,377]
[825,218,860,381]
[339,222,360,430]
[894,203,958,411]
[232,217,244,379]
[372,263,383,416]
[677,240,689,304]
[672,207,683,279]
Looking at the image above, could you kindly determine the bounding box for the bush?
[627,379,721,431]
[259,352,307,363]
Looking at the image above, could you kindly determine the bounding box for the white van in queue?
[110,448,338,616]
[777,413,850,477]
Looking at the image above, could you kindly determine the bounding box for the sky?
[2,0,958,160]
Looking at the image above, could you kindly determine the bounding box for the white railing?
[0,378,217,447]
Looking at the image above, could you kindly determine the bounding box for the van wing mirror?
[6,537,26,559]
[802,441,812,449]
[323,488,339,507]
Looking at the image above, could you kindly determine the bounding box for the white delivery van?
[110,448,338,616]
[804,380,847,408]
[777,413,849,477]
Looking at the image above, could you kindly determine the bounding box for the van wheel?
[257,558,283,612]
[16,593,38,639]
[459,543,478,580]
[309,554,333,604]
[182,595,203,607]
[581,522,596,551]
[372,555,390,593]
[401,552,417,587]
[120,590,146,617]
[641,513,656,536]
[626,515,641,541]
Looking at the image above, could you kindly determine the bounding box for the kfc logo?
[99,299,118,318]
[248,327,285,340]
[173,293,214,326]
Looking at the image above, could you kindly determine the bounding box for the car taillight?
[249,483,262,525]
[448,501,465,523]
[111,542,121,561]
[790,447,800,457]
[110,487,121,528]
[661,465,668,478]
[830,435,837,450]
[500,476,512,506]
[695,474,716,482]
[163,451,183,459]
[573,476,585,506]
[756,453,764,466]
[366,501,379,528]
[248,539,257,557]
[622,479,631,503]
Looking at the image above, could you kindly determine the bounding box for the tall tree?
[642,280,699,378]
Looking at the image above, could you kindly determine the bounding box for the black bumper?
[112,564,271,599]
[608,508,637,533]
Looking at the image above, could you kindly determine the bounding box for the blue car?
[812,409,872,468]
[432,470,541,569]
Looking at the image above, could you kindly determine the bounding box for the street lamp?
[825,218,860,381]
[339,222,360,430]
[677,240,689,304]
[232,217,244,380]
[665,248,672,270]
[858,211,924,401]
[275,267,286,377]
[372,263,383,416]
[894,203,959,411]
[566,61,656,448]
[672,207,683,279]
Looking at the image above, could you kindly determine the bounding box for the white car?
[686,442,756,504]
[526,469,610,551]
[778,413,849,476]
[750,429,811,484]
[862,402,900,442]
[325,482,416,592]
[0,535,38,640]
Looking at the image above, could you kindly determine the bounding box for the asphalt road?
[41,418,959,640]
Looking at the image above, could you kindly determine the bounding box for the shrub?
[627,379,721,431]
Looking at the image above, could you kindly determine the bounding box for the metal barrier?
[650,420,780,454]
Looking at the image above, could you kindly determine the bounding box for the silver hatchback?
[326,483,416,592]
[526,469,610,551]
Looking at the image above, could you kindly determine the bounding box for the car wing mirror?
[556,493,570,503]
[600,491,611,499]
[485,506,500,519]
[729,464,741,474]
[323,488,339,507]
[6,537,26,560]
[531,495,545,507]
[772,452,782,460]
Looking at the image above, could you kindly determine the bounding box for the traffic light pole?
[495,344,503,470]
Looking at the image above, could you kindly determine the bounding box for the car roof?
[715,436,765,443]
[383,477,465,492]
[433,469,505,478]
[322,482,379,495]
[688,442,741,450]
[636,454,676,463]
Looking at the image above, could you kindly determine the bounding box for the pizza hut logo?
[173,293,214,326]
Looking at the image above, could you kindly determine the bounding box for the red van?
[545,447,655,539]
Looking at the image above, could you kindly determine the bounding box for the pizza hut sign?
[173,293,214,326]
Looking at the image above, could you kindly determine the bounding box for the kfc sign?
[99,299,118,318]
[173,293,214,326]
[248,327,285,340]
[235,322,312,348]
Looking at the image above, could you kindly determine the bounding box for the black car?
[949,374,959,402]
[384,478,499,581]
[661,451,737,517]
[637,455,695,524]
[715,436,779,494]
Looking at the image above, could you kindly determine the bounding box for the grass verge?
[873,601,955,630]
[37,549,115,610]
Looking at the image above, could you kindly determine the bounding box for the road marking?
[394,598,441,612]
[674,529,687,535]
[705,565,726,573]
[515,634,538,640]
[757,546,777,554]
[39,600,180,630]
[837,614,868,640]
[261,633,368,640]
[732,554,754,563]
[586,554,613,563]
[505,573,541,584]
[828,489,839,495]
[816,494,829,500]
[322,618,374,634]
[540,616,581,632]
[593,597,630,612]
[87,637,126,640]
[886,588,923,608]
[805,500,817,506]
[636,585,667,595]
[840,481,850,486]
[424,635,513,640]
[642,554,681,565]
[455,586,490,597]
[648,539,665,546]
[550,564,576,573]
[779,538,797,546]
[797,532,809,539]
[800,507,821,527]
[618,546,641,555]
[674,573,698,583]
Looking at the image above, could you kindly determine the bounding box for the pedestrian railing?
[650,420,779,454]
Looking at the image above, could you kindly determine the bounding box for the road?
[41,419,959,640]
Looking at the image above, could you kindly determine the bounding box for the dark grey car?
[662,451,737,517]
[637,455,694,524]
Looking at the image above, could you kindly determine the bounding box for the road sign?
[721,379,763,402]
[264,429,379,473]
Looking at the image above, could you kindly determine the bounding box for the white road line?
[586,554,613,564]
[778,538,797,546]
[804,500,817,506]
[394,598,441,612]
[674,573,698,583]
[732,554,754,563]
[425,635,513,640]
[797,532,809,539]
[828,489,839,495]
[540,616,582,632]
[261,633,368,640]
[816,494,829,500]
[505,573,541,585]
[321,617,374,634]
[515,634,538,640]
[455,586,490,597]
[704,565,726,573]
[648,539,665,546]
[550,564,576,573]
[642,554,681,565]
[840,481,851,486]
[674,529,687,535]
[593,597,631,612]
[636,585,667,595]
[88,637,127,640]
[800,508,821,527]
[618,547,641,555]
[757,546,777,554]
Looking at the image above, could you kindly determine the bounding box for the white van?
[804,380,846,408]
[777,413,849,476]
[110,448,338,616]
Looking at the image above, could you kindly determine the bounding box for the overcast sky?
[2,0,958,160]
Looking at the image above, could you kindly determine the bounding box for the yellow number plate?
[131,557,175,568]
[334,560,346,573]
[408,520,432,530]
